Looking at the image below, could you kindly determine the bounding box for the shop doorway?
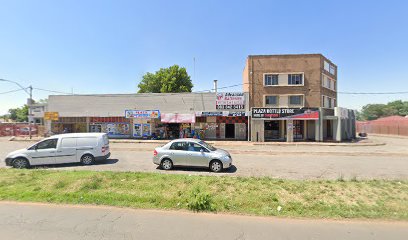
[225,124,235,138]
[293,120,304,140]
[166,123,180,139]
[265,121,280,140]
[62,124,74,133]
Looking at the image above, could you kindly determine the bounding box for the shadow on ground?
[32,159,119,169]
[155,165,237,174]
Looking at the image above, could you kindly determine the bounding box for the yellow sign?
[44,112,59,121]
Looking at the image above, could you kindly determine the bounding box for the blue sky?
[1,0,408,114]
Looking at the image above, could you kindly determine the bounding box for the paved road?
[0,202,406,240]
[1,135,407,180]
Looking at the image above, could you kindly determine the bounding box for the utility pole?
[28,85,33,139]
[213,80,218,95]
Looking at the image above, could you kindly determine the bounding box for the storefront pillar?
[286,119,294,142]
[315,108,324,142]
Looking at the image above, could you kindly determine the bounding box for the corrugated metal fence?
[357,116,408,136]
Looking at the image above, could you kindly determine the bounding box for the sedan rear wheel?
[210,160,223,173]
[161,159,173,170]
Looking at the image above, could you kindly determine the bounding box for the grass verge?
[0,168,407,220]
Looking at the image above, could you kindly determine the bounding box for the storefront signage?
[125,110,160,119]
[196,111,248,117]
[44,112,59,121]
[161,113,196,123]
[216,92,245,110]
[252,108,319,120]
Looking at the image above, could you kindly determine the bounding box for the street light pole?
[0,79,33,139]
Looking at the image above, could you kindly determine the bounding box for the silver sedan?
[153,138,232,172]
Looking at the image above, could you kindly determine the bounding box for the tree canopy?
[358,100,408,120]
[6,105,28,122]
[137,65,193,93]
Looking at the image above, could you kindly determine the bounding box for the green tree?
[359,100,408,120]
[8,105,28,122]
[138,65,193,93]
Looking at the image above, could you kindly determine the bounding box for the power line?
[0,88,28,95]
[33,87,73,95]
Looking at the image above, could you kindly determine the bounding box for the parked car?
[5,133,110,168]
[153,138,232,172]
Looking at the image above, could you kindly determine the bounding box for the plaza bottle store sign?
[216,92,245,110]
[125,110,160,119]
[252,108,319,120]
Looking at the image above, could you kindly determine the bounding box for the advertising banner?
[196,111,248,117]
[161,113,196,123]
[125,110,160,119]
[216,92,245,110]
[252,108,319,120]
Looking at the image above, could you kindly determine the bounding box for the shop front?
[89,117,132,138]
[125,110,160,139]
[251,108,320,142]
[195,111,248,140]
[51,117,87,134]
[160,113,196,139]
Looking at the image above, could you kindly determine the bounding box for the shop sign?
[216,92,245,110]
[161,113,196,123]
[252,108,319,120]
[196,111,248,117]
[125,110,160,119]
[44,112,59,121]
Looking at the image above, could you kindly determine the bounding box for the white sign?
[216,92,245,110]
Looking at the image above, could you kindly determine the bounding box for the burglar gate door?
[293,120,304,140]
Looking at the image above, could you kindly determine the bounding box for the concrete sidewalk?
[1,202,407,240]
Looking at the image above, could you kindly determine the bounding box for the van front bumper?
[95,152,111,161]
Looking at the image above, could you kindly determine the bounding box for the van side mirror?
[200,149,204,153]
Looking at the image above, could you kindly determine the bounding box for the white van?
[5,133,110,168]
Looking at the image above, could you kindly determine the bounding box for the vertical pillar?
[315,108,324,142]
[286,119,294,142]
[335,117,342,141]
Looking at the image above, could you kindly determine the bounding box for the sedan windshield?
[199,141,216,151]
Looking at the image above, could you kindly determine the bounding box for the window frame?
[288,95,304,106]
[288,74,304,85]
[264,95,278,106]
[264,74,279,86]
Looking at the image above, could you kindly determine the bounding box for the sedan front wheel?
[210,160,223,173]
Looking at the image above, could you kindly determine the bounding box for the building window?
[322,96,336,108]
[322,74,336,91]
[289,95,303,105]
[288,74,303,85]
[265,96,278,105]
[264,74,278,86]
[324,60,336,75]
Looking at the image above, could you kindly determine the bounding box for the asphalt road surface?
[1,135,407,180]
[0,202,407,240]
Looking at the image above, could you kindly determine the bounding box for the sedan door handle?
[49,151,55,153]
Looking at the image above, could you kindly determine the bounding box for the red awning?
[161,113,196,123]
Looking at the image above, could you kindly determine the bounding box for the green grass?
[0,168,407,220]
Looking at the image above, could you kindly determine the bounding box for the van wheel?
[210,160,223,173]
[13,158,30,169]
[81,154,95,165]
[160,159,173,170]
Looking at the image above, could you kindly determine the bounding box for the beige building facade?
[243,54,354,142]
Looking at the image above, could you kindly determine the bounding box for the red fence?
[0,123,38,137]
[357,116,408,136]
